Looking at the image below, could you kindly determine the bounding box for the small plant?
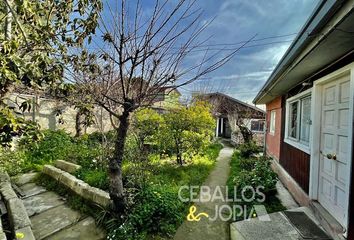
[238,141,260,158]
[0,147,26,176]
[107,186,185,240]
[233,157,277,197]
[239,157,258,171]
[74,168,109,190]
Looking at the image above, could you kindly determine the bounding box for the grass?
[37,142,224,240]
[227,151,286,222]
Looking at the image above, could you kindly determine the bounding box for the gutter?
[253,0,345,104]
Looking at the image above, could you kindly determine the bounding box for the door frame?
[309,62,354,231]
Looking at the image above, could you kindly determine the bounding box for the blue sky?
[98,0,320,104]
[178,0,320,104]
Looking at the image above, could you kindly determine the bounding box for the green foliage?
[75,168,108,190]
[0,0,102,146]
[227,151,284,221]
[0,108,43,147]
[108,186,185,240]
[233,156,277,196]
[133,108,164,145]
[18,130,104,172]
[238,141,260,158]
[239,157,258,171]
[21,130,73,165]
[160,101,215,164]
[0,146,25,176]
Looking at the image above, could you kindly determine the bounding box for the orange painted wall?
[265,96,282,160]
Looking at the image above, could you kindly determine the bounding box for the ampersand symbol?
[187,205,209,222]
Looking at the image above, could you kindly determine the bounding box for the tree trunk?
[109,109,130,212]
[175,138,183,165]
[176,152,183,165]
[239,125,253,143]
[75,111,82,137]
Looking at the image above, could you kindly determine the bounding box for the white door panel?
[319,76,350,227]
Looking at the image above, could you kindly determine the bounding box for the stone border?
[54,160,81,174]
[42,165,111,208]
[0,172,34,240]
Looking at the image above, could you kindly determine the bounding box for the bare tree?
[69,0,248,212]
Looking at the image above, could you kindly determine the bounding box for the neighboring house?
[151,87,181,113]
[7,92,114,135]
[253,1,354,239]
[7,86,180,135]
[198,92,265,145]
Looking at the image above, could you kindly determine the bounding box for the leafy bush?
[234,157,277,193]
[107,186,185,240]
[232,157,277,199]
[160,101,215,164]
[20,130,73,168]
[239,157,258,171]
[0,147,26,176]
[87,130,116,145]
[238,141,260,158]
[227,152,284,221]
[74,168,109,190]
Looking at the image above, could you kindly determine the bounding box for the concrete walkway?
[174,144,234,240]
[230,207,331,240]
[14,173,105,240]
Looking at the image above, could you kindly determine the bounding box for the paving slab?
[23,191,65,217]
[30,205,82,240]
[20,183,47,198]
[275,181,298,209]
[230,212,300,240]
[47,217,106,240]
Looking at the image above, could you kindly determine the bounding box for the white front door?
[318,75,351,226]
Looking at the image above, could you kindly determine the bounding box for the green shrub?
[239,157,258,171]
[204,142,223,160]
[87,130,116,144]
[238,141,260,158]
[0,147,25,176]
[108,186,185,240]
[74,168,109,190]
[233,157,277,197]
[21,130,73,167]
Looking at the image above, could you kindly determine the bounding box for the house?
[253,1,354,239]
[198,92,265,145]
[151,87,181,113]
[7,86,180,135]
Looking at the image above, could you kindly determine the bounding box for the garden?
[226,141,285,221]
[1,102,224,239]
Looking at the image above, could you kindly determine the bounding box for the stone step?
[13,173,39,186]
[20,183,47,198]
[22,192,65,217]
[230,207,331,240]
[309,201,345,240]
[30,205,82,240]
[45,217,106,240]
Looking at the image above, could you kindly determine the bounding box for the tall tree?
[0,0,102,146]
[70,0,248,211]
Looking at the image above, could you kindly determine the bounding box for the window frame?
[269,110,276,135]
[284,88,312,154]
[250,119,265,133]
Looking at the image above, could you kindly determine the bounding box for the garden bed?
[226,150,286,222]
[5,129,223,239]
